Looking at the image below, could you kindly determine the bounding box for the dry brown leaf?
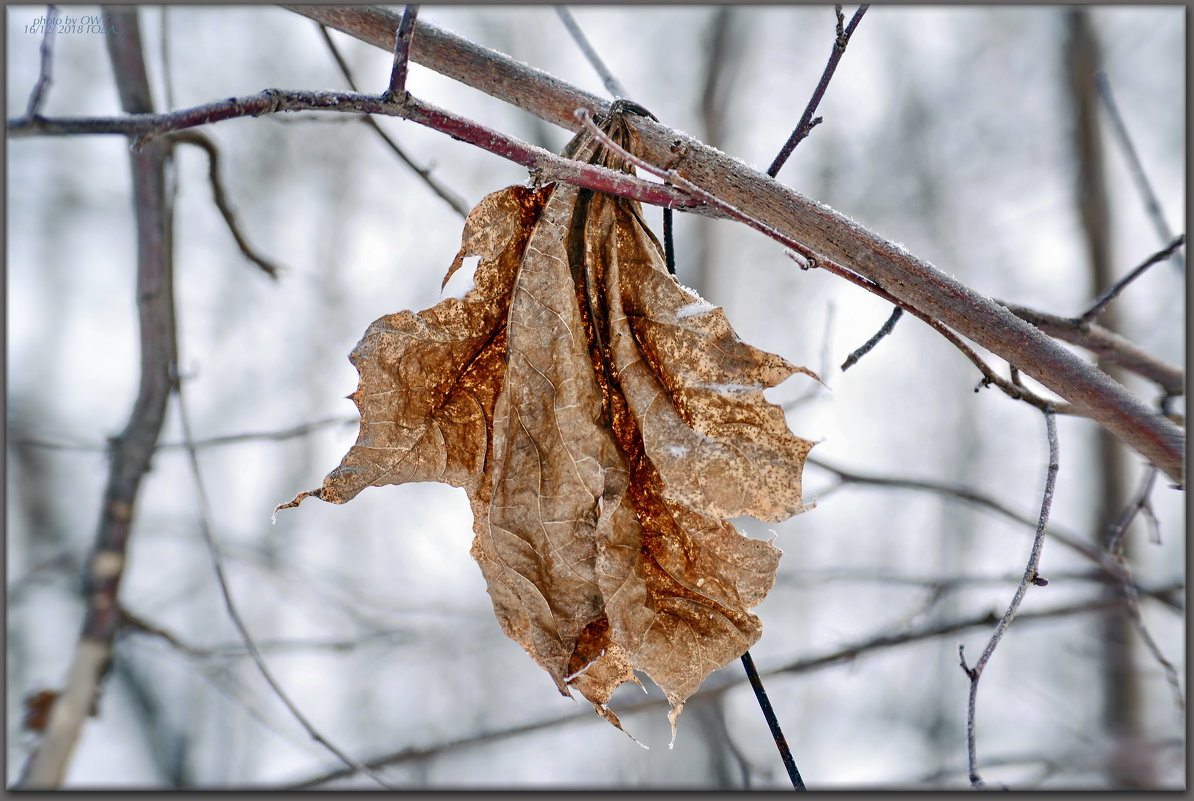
[280,109,816,742]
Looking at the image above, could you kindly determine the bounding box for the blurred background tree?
[6,5,1184,789]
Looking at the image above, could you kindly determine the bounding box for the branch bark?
[289,4,1183,486]
[18,7,175,787]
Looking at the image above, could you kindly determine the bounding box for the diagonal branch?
[174,382,397,789]
[18,8,175,787]
[555,6,629,98]
[168,130,281,278]
[280,5,1182,484]
[26,4,58,118]
[999,301,1183,398]
[283,581,1181,789]
[7,89,703,215]
[1095,71,1184,272]
[1079,234,1186,323]
[766,4,869,177]
[316,23,469,218]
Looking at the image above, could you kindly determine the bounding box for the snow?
[675,299,715,319]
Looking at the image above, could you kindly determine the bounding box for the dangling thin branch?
[958,407,1059,788]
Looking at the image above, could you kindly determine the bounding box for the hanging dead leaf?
[280,108,816,742]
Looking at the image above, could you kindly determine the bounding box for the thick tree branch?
[18,8,175,787]
[288,5,1182,486]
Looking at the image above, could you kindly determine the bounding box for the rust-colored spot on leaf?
[282,109,817,740]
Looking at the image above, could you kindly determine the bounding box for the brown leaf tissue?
[280,108,817,744]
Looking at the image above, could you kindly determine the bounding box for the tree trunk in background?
[1065,9,1153,788]
[690,6,738,300]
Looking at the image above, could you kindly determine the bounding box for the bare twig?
[740,651,805,789]
[385,5,418,100]
[120,606,414,658]
[1079,235,1185,323]
[958,407,1059,788]
[1101,466,1184,711]
[556,6,629,98]
[284,580,1182,788]
[173,382,397,789]
[18,9,174,787]
[14,415,357,454]
[7,89,704,214]
[1105,465,1159,555]
[1095,71,1184,272]
[317,24,469,218]
[807,456,1119,578]
[168,130,281,278]
[841,305,902,371]
[766,4,868,177]
[26,4,58,118]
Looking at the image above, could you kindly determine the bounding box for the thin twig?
[14,415,357,454]
[958,407,1058,788]
[168,130,281,278]
[120,606,414,658]
[555,6,629,98]
[1079,235,1185,323]
[1100,466,1184,711]
[173,382,398,790]
[25,4,58,118]
[841,305,902,371]
[1110,550,1185,713]
[317,24,469,218]
[283,581,1182,789]
[8,89,704,214]
[766,4,868,177]
[999,301,1183,397]
[807,456,1119,578]
[740,651,804,790]
[1105,465,1159,555]
[1095,71,1184,272]
[385,5,418,100]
